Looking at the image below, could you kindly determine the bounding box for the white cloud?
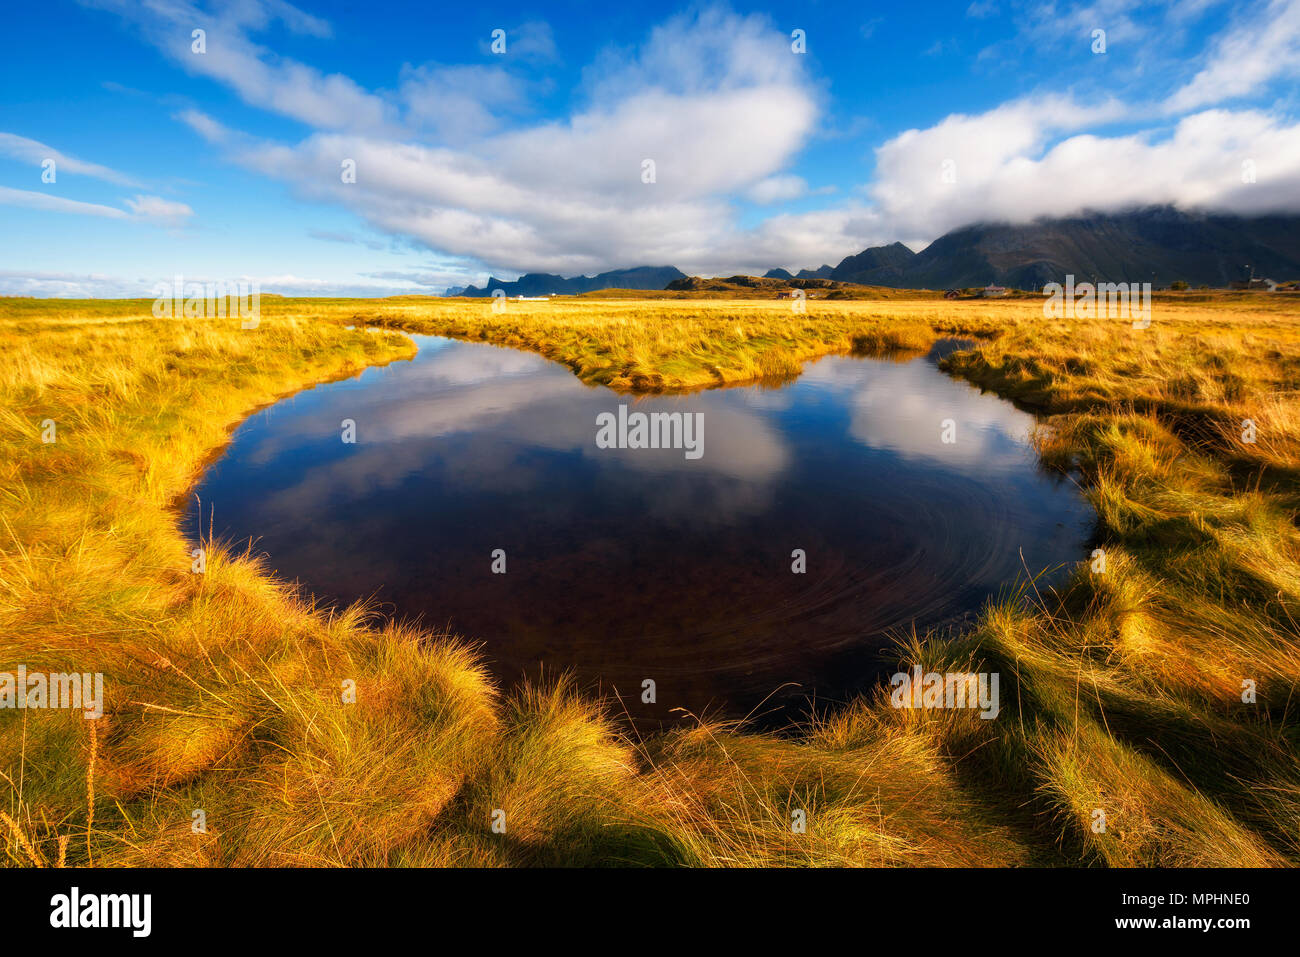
[0,268,443,298]
[174,108,234,145]
[865,99,1300,240]
[495,21,558,62]
[177,6,819,276]
[0,132,141,185]
[1165,0,1300,111]
[748,175,809,204]
[0,186,128,219]
[87,0,1300,279]
[0,186,194,228]
[124,194,195,225]
[91,0,393,132]
[713,91,1300,267]
[399,64,530,142]
[0,268,141,297]
[1013,0,1150,48]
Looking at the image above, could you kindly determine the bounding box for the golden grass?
[3,291,1300,867]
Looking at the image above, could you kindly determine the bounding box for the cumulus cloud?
[176,6,819,275]
[866,100,1300,240]
[94,0,1300,277]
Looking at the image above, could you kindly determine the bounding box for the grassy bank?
[3,293,1299,866]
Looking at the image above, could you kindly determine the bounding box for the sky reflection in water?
[189,335,1093,728]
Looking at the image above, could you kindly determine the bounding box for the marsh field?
[4,292,1300,867]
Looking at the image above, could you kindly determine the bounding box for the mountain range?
[448,207,1300,296]
[450,265,686,297]
[763,264,835,280]
[813,207,1300,290]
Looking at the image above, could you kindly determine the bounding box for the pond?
[187,334,1093,728]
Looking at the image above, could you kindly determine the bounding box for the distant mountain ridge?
[764,264,834,280]
[811,207,1300,290]
[453,265,686,297]
[448,207,1300,297]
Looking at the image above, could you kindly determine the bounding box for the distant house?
[775,290,794,299]
[981,284,1008,297]
[1229,278,1277,291]
[943,289,960,300]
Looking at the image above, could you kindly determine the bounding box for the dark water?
[188,334,1092,728]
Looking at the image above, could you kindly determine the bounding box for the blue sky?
[2,0,1299,295]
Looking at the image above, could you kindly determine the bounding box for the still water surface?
[188,335,1092,726]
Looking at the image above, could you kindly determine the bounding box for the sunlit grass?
[3,292,1299,867]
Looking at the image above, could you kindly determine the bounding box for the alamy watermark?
[151,275,261,328]
[50,887,151,937]
[1043,274,1151,328]
[596,405,704,460]
[0,665,103,719]
[889,665,1000,719]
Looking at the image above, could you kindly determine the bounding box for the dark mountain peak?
[458,265,687,297]
[830,242,916,284]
